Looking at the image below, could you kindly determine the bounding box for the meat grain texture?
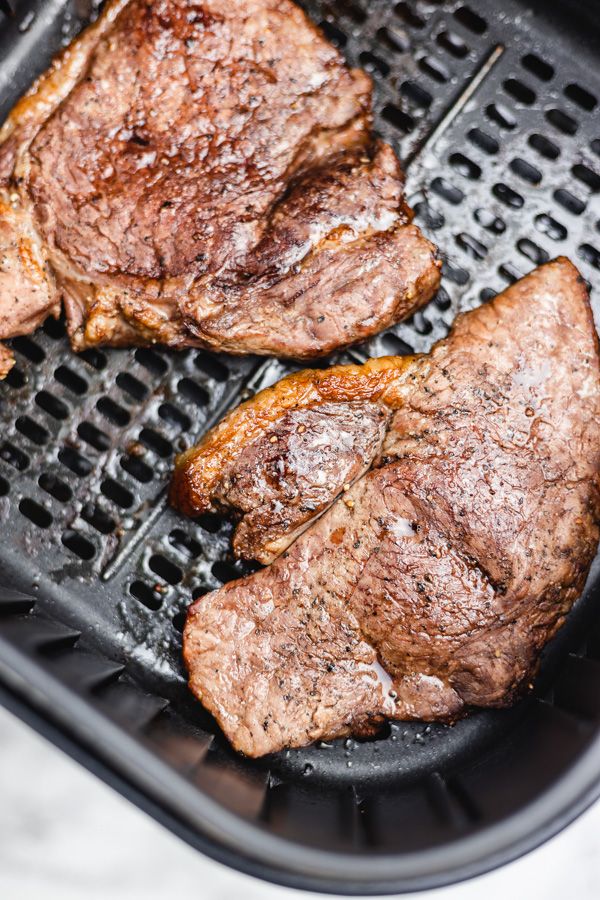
[0,0,440,374]
[181,259,600,756]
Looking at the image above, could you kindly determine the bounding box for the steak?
[171,354,410,535]
[182,259,600,756]
[0,0,441,374]
[197,401,391,565]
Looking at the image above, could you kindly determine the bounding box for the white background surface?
[1,704,599,900]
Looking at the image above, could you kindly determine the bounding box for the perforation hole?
[456,233,487,261]
[212,560,242,584]
[54,365,87,396]
[192,585,210,601]
[498,262,524,284]
[149,554,183,585]
[430,177,464,205]
[579,244,600,270]
[35,390,69,420]
[10,336,45,364]
[480,288,497,302]
[169,528,202,559]
[565,83,597,112]
[79,348,107,371]
[433,287,451,311]
[517,238,549,265]
[418,55,450,83]
[97,396,130,427]
[172,611,187,632]
[158,402,190,431]
[335,0,366,24]
[449,152,481,180]
[474,208,506,234]
[15,415,49,445]
[376,25,409,54]
[400,81,432,108]
[381,333,414,355]
[359,51,390,78]
[194,354,229,382]
[381,104,415,133]
[572,164,600,192]
[39,473,72,503]
[554,188,586,215]
[395,2,424,29]
[5,367,25,389]
[503,79,535,105]
[77,421,110,452]
[135,347,168,376]
[116,372,148,401]
[492,183,524,208]
[178,378,209,408]
[467,128,499,155]
[521,53,554,82]
[510,158,542,184]
[546,108,578,135]
[139,427,172,458]
[0,475,8,497]
[120,454,153,483]
[411,311,432,335]
[436,30,468,58]
[528,133,560,160]
[42,316,66,339]
[535,213,567,241]
[319,20,347,48]
[442,261,470,286]
[0,442,29,470]
[413,200,444,230]
[130,580,162,611]
[486,103,516,130]
[101,478,133,509]
[453,5,486,33]
[195,512,223,534]
[62,530,95,560]
[81,503,116,535]
[19,498,52,529]
[58,446,93,477]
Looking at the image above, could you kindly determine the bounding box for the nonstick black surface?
[1,0,600,893]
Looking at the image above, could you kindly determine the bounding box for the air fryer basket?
[1,0,600,893]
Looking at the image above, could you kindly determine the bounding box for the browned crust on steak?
[0,0,130,180]
[0,0,132,373]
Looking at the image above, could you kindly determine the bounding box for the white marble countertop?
[0,704,598,900]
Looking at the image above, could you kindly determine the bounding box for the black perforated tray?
[1,0,600,894]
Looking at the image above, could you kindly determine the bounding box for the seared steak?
[182,259,600,756]
[0,0,440,373]
[201,401,390,565]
